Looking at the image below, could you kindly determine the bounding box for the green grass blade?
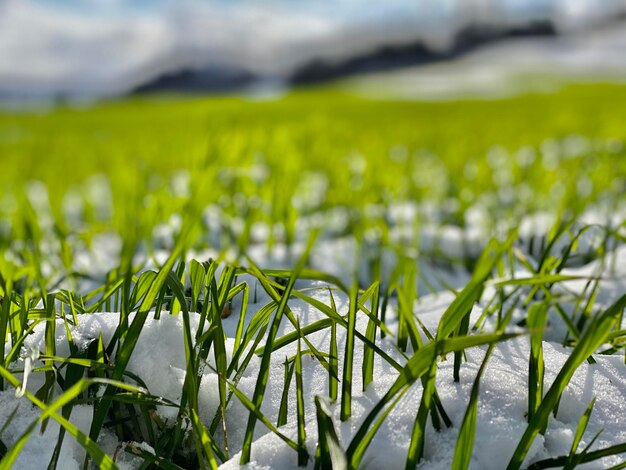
[451,347,488,470]
[494,274,588,287]
[527,443,626,469]
[255,318,333,355]
[453,310,471,383]
[340,279,359,422]
[233,283,249,353]
[527,302,548,422]
[405,361,437,469]
[37,293,57,418]
[396,262,422,353]
[564,397,596,470]
[329,321,338,403]
[262,268,348,294]
[295,320,309,466]
[128,270,157,311]
[314,396,347,470]
[189,259,207,313]
[189,409,219,470]
[362,282,379,391]
[207,273,231,456]
[277,358,295,427]
[227,300,276,376]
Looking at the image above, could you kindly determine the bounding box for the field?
[0,83,625,469]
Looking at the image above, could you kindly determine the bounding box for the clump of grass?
[507,294,626,470]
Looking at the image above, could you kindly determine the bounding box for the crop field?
[0,83,625,469]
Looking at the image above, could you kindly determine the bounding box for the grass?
[0,82,625,468]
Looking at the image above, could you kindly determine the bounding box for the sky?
[1,0,625,99]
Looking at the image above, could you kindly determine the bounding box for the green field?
[0,83,625,469]
[2,84,626,218]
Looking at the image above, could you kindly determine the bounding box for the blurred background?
[2,0,626,103]
[1,0,626,302]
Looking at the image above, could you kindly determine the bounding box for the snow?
[0,393,99,470]
[1,202,625,468]
[1,232,625,468]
